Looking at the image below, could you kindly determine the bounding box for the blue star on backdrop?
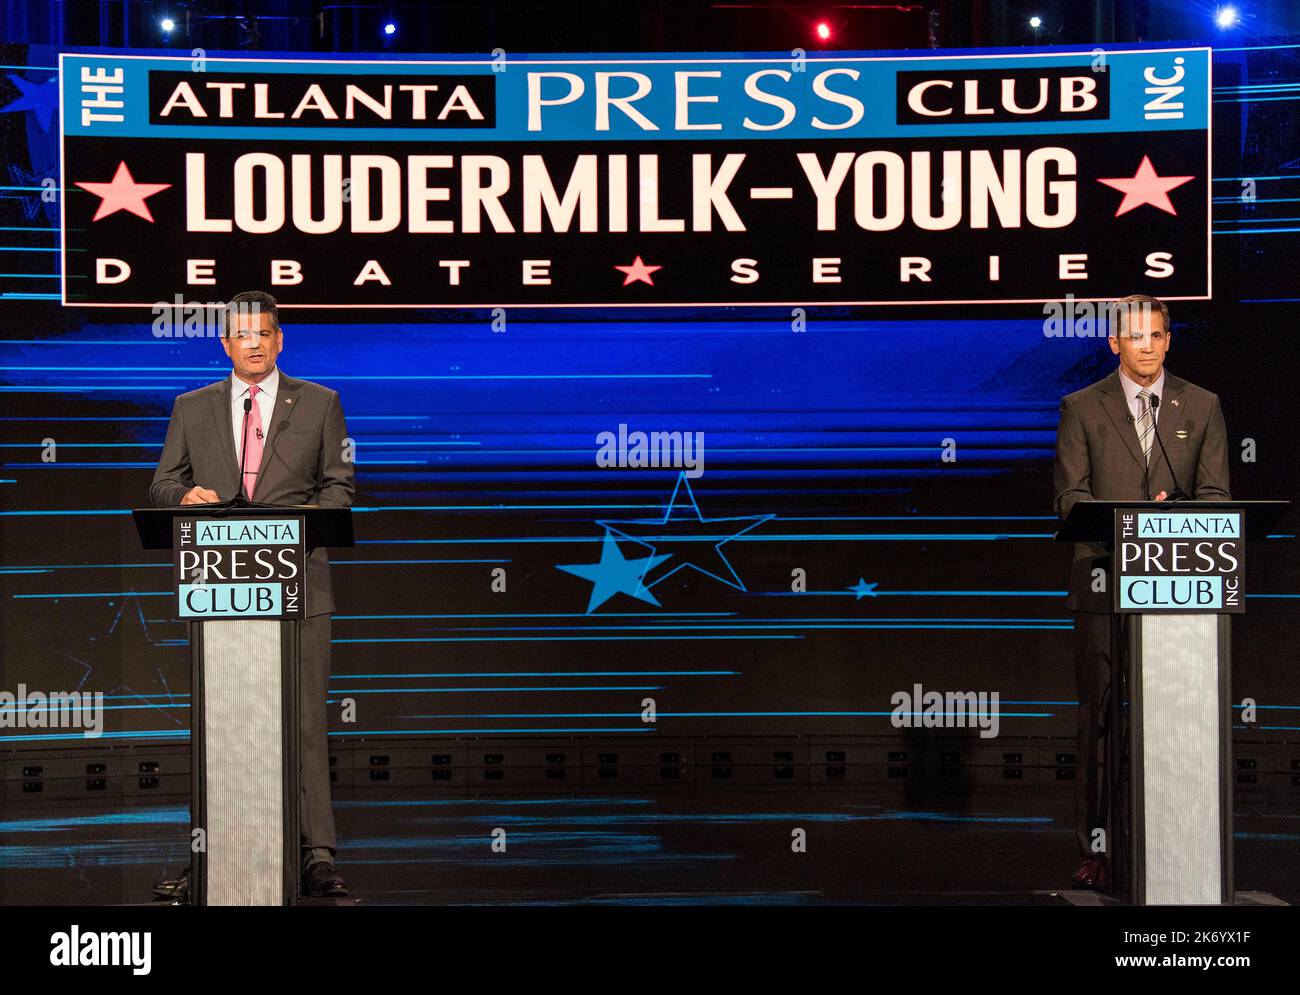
[556,532,672,613]
[77,595,190,730]
[1,74,59,131]
[597,472,773,593]
[848,578,879,600]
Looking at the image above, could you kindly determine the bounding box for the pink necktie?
[242,383,265,499]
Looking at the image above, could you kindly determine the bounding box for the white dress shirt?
[1118,366,1165,428]
[230,366,280,463]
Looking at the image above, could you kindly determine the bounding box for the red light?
[815,22,831,41]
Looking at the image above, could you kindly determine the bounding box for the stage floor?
[1,788,1297,905]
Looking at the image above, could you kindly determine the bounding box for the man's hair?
[1108,294,1170,337]
[221,290,281,337]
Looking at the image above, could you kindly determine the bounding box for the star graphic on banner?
[1096,155,1194,216]
[556,532,672,613]
[848,578,879,600]
[1,74,59,131]
[614,255,662,286]
[74,161,172,222]
[598,472,773,593]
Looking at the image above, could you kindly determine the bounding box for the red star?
[614,255,662,286]
[1096,156,1194,216]
[74,161,172,222]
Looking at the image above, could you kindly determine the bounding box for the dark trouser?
[1073,610,1112,860]
[299,612,337,861]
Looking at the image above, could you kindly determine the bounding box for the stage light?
[383,21,397,36]
[1215,5,1239,28]
[1029,16,1042,28]
[815,22,831,42]
[160,17,175,33]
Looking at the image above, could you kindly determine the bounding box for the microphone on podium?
[230,396,253,507]
[1149,394,1189,501]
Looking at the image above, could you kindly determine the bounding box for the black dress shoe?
[153,864,191,902]
[302,861,348,898]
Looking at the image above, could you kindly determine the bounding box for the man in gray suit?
[151,290,354,899]
[1053,293,1231,890]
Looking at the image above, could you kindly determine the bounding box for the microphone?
[235,396,252,504]
[1148,394,1188,501]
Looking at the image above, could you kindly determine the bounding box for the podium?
[133,503,354,906]
[1056,500,1289,905]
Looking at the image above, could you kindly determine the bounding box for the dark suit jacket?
[150,371,355,616]
[1053,368,1231,612]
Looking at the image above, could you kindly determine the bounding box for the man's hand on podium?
[1153,490,1168,502]
[181,486,221,505]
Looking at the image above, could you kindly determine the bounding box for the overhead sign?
[1114,509,1243,614]
[60,47,1210,308]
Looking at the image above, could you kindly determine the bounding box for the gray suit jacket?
[1053,368,1231,612]
[150,371,355,616]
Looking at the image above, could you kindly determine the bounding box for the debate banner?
[60,46,1210,308]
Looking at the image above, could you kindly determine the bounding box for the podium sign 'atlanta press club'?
[1113,509,1244,614]
[59,47,1209,308]
[173,516,306,619]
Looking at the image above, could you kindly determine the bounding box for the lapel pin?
[285,398,293,405]
[1176,429,1189,439]
[1171,398,1179,407]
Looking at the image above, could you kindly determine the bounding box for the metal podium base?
[1129,613,1233,905]
[191,618,300,906]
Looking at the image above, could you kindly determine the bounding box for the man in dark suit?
[1052,293,1231,890]
[150,290,354,899]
